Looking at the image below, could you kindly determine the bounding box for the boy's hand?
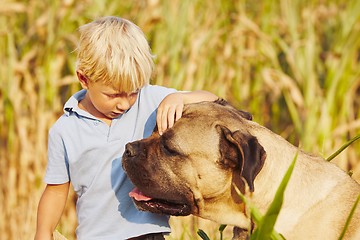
[157,93,184,135]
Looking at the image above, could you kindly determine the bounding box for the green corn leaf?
[234,153,298,240]
[219,224,227,240]
[233,184,264,225]
[197,229,211,240]
[338,193,360,240]
[218,224,227,232]
[326,134,360,162]
[253,152,297,240]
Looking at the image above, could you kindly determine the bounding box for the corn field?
[1,0,359,239]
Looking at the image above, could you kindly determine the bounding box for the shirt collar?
[63,89,91,118]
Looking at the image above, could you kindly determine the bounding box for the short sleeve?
[44,125,70,184]
[141,85,177,106]
[139,85,177,138]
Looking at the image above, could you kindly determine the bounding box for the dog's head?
[122,100,266,218]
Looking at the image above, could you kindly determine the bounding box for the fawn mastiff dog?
[122,99,360,240]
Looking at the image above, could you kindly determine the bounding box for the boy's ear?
[76,70,89,89]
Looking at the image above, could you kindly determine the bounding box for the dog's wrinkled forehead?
[158,100,252,154]
[182,99,252,122]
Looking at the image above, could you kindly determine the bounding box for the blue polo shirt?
[45,85,176,239]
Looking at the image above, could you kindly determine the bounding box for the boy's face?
[77,72,139,120]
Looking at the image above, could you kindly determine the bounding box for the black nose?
[124,142,137,158]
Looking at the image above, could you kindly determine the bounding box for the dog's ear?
[214,99,253,120]
[216,125,266,194]
[237,110,252,121]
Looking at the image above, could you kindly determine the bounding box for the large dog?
[122,99,360,239]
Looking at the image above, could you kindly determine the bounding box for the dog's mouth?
[129,187,192,216]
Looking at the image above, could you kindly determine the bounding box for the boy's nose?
[116,97,131,111]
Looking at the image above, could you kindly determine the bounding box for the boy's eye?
[105,90,139,98]
[129,91,139,97]
[106,94,118,98]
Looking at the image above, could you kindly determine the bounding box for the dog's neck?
[247,123,354,233]
[200,195,252,228]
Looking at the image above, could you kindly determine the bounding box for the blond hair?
[76,16,154,92]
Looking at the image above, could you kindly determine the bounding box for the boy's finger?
[156,108,164,135]
[161,112,168,134]
[167,107,176,129]
[175,105,183,122]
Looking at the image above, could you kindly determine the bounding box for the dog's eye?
[160,141,180,156]
[160,136,181,156]
[162,144,178,155]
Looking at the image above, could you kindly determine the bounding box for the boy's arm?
[35,182,70,240]
[157,90,218,135]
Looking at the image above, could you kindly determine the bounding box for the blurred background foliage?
[0,0,359,239]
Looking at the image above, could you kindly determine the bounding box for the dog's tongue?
[129,187,152,201]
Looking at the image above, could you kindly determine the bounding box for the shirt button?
[94,121,99,126]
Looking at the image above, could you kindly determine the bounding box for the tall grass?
[0,0,359,239]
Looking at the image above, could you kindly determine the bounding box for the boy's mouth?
[110,111,124,116]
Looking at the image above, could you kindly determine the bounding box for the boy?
[35,16,218,240]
